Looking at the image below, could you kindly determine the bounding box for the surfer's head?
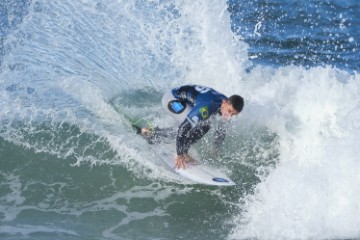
[220,95,244,120]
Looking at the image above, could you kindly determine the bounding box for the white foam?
[169,0,250,94]
[230,66,360,240]
[0,173,27,222]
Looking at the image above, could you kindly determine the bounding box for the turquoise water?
[1,0,360,239]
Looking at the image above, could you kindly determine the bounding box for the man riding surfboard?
[138,85,244,169]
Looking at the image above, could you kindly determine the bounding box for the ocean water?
[0,0,359,239]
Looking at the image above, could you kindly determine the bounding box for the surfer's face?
[220,100,239,120]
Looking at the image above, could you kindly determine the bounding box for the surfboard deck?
[133,127,235,186]
[155,144,235,186]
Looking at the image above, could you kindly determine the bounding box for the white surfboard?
[156,144,235,186]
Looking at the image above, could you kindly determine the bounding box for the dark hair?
[228,95,244,113]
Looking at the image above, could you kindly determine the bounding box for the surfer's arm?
[176,118,193,155]
[214,126,226,147]
[175,109,210,154]
[174,119,193,169]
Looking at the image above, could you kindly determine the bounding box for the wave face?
[1,0,360,239]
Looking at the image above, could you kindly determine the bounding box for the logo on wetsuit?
[199,106,209,120]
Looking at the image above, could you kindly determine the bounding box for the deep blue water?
[228,0,360,71]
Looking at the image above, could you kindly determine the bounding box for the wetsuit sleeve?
[176,118,192,155]
[176,118,211,155]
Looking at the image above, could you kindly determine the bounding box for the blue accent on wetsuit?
[171,85,227,155]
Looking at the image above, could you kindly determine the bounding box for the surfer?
[139,85,244,169]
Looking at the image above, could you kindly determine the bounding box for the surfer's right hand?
[175,154,198,169]
[175,154,187,169]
